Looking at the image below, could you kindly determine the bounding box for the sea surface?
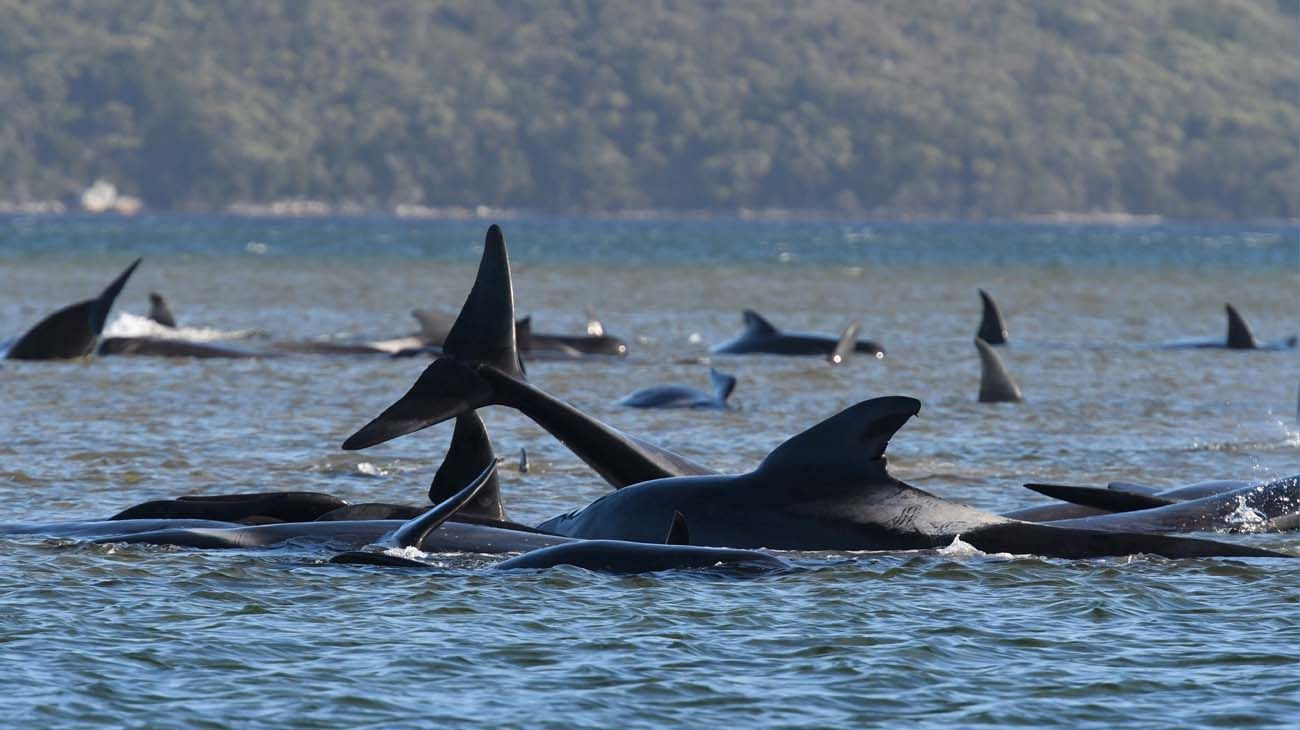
[0,215,1297,728]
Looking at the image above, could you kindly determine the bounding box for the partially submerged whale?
[977,289,1008,345]
[344,225,714,489]
[618,368,737,409]
[534,396,1288,559]
[1161,304,1297,350]
[711,310,884,358]
[5,258,141,360]
[109,491,348,524]
[975,337,1023,403]
[413,307,628,357]
[147,292,177,328]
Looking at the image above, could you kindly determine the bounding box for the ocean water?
[0,215,1297,728]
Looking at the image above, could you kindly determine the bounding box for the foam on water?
[103,312,263,342]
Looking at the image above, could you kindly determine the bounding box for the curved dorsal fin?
[828,322,860,365]
[1224,303,1257,349]
[389,461,499,549]
[428,412,508,521]
[755,396,921,480]
[742,309,778,336]
[977,289,1008,345]
[666,511,690,545]
[442,225,524,377]
[7,257,141,360]
[148,292,177,328]
[975,337,1023,403]
[709,368,737,404]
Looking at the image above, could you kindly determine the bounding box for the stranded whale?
[618,368,737,409]
[975,337,1023,403]
[711,310,884,358]
[976,289,1008,345]
[1161,303,1297,350]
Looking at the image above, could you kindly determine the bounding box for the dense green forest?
[1,1,1296,219]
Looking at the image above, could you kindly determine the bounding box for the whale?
[413,307,628,357]
[1001,479,1253,523]
[0,518,242,540]
[5,258,141,360]
[533,396,1288,559]
[976,289,1008,345]
[331,466,784,573]
[108,491,348,524]
[98,336,269,359]
[147,292,177,328]
[975,337,1023,403]
[344,225,715,489]
[1161,303,1297,350]
[618,368,737,409]
[711,310,884,358]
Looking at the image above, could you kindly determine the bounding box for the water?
[1,215,1297,727]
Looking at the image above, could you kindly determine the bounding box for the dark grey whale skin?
[535,396,1289,560]
[711,310,884,357]
[1160,303,1297,350]
[1002,480,1256,523]
[618,369,736,409]
[6,258,140,360]
[1044,476,1299,534]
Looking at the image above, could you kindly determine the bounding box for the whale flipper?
[709,368,737,406]
[148,292,177,328]
[667,511,691,545]
[828,322,860,366]
[977,289,1008,345]
[1024,483,1179,513]
[1225,303,1258,349]
[428,413,508,522]
[6,258,141,360]
[387,462,499,550]
[975,337,1023,403]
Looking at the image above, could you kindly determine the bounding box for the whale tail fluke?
[6,257,142,360]
[389,461,499,549]
[756,396,921,480]
[1224,303,1258,349]
[709,368,737,405]
[975,337,1023,403]
[828,322,860,366]
[977,289,1008,345]
[428,413,508,521]
[1023,483,1178,513]
[147,292,177,328]
[667,511,691,545]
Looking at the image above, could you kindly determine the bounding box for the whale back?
[975,337,1023,403]
[7,258,141,360]
[428,412,508,521]
[742,309,779,337]
[977,289,1008,345]
[1224,303,1258,349]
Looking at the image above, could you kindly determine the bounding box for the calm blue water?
[0,215,1297,727]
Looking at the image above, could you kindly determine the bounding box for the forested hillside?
[1,0,1295,219]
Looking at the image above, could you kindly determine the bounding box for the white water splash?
[103,312,264,342]
[937,535,985,557]
[354,462,388,477]
[1225,492,1268,531]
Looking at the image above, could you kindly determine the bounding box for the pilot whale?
[344,225,714,489]
[533,396,1288,559]
[5,258,140,360]
[618,368,737,409]
[412,306,628,357]
[711,310,884,358]
[975,337,1023,403]
[976,289,1008,345]
[1161,303,1297,350]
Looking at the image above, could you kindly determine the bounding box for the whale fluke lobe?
[342,358,495,450]
[6,257,142,360]
[667,511,691,545]
[756,396,921,480]
[443,225,525,378]
[148,292,177,328]
[975,337,1023,403]
[1224,303,1258,349]
[1024,483,1178,512]
[828,322,860,365]
[977,289,1008,345]
[709,368,737,405]
[389,462,499,549]
[428,413,508,521]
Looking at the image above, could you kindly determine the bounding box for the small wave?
[103,312,264,342]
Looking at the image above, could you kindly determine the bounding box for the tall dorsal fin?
[828,322,860,365]
[742,309,778,336]
[666,511,690,545]
[975,337,1023,403]
[709,368,737,405]
[977,289,1008,345]
[148,292,177,328]
[428,412,508,521]
[1224,303,1257,349]
[755,396,921,479]
[584,305,604,336]
[442,225,524,377]
[7,257,141,360]
[387,462,499,549]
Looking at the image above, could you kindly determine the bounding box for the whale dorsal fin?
[515,315,533,351]
[1224,303,1257,349]
[1024,483,1178,512]
[7,257,141,360]
[442,225,524,377]
[148,292,177,328]
[828,322,859,365]
[388,461,499,549]
[428,412,508,521]
[584,305,604,336]
[975,337,1023,403]
[666,511,691,545]
[977,289,1008,345]
[755,396,921,480]
[742,310,778,336]
[411,308,455,344]
[709,368,737,405]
